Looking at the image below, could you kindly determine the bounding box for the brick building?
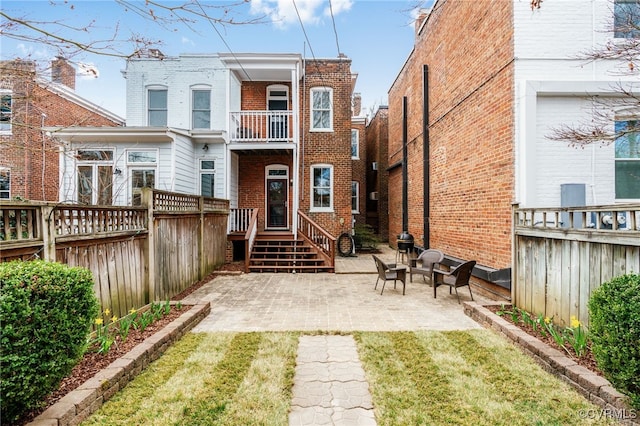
[53,53,359,270]
[364,106,389,241]
[0,58,123,201]
[386,0,639,297]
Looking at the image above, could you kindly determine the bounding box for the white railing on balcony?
[228,208,255,233]
[229,111,294,143]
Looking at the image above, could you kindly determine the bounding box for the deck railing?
[229,111,294,143]
[244,208,259,271]
[228,208,255,233]
[297,210,336,267]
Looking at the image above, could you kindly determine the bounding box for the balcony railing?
[229,111,294,143]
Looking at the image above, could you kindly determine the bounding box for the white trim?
[310,87,333,132]
[351,129,359,159]
[351,181,359,214]
[310,164,334,212]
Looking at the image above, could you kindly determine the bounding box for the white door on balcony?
[266,165,288,229]
[267,85,288,140]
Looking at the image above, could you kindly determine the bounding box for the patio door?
[266,166,288,229]
[267,85,288,140]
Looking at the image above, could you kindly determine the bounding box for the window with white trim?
[0,169,10,199]
[127,150,157,205]
[200,159,215,197]
[351,129,359,159]
[615,119,640,200]
[75,149,114,205]
[351,181,359,213]
[310,87,333,131]
[0,90,12,133]
[148,88,168,126]
[311,165,333,211]
[614,0,640,38]
[192,88,211,129]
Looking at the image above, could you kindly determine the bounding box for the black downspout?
[402,96,408,233]
[423,65,430,249]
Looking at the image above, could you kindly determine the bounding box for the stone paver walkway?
[289,335,376,426]
[182,245,490,425]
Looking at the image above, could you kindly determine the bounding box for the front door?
[267,86,288,140]
[267,178,288,228]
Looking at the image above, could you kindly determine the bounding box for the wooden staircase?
[248,233,334,273]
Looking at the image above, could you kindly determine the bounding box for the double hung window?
[614,0,640,38]
[615,120,640,200]
[0,169,9,199]
[0,91,11,133]
[351,129,359,158]
[127,150,157,205]
[311,165,333,211]
[311,88,333,131]
[192,89,211,129]
[200,160,215,197]
[148,88,168,126]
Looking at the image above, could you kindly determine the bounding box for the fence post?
[142,188,155,303]
[511,202,519,306]
[41,205,57,261]
[199,196,205,280]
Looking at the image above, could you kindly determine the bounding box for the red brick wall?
[388,1,514,268]
[237,154,293,231]
[364,107,389,240]
[0,60,121,201]
[297,58,353,238]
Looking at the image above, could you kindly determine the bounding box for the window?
[200,160,215,197]
[0,91,11,133]
[148,88,167,126]
[615,120,640,199]
[75,150,114,205]
[311,87,333,131]
[192,89,211,129]
[351,181,359,213]
[311,165,333,211]
[351,129,359,158]
[0,169,10,199]
[614,0,640,38]
[127,150,157,205]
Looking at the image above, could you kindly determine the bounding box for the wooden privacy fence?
[513,203,640,328]
[0,189,229,318]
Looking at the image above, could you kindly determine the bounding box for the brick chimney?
[415,8,431,37]
[51,57,75,89]
[352,92,362,117]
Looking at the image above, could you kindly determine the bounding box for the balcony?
[229,111,294,143]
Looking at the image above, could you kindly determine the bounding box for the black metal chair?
[433,260,476,303]
[372,255,407,295]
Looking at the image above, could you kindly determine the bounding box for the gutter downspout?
[423,65,430,248]
[402,96,408,233]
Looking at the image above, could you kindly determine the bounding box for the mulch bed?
[12,262,245,426]
[484,304,602,376]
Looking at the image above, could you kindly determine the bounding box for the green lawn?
[82,329,613,425]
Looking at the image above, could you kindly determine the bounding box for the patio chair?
[433,260,476,303]
[409,249,444,284]
[372,255,407,295]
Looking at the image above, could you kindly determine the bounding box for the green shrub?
[0,260,99,423]
[588,273,640,409]
[353,223,380,250]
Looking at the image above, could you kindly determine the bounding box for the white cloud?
[15,43,49,60]
[181,36,195,46]
[251,0,351,29]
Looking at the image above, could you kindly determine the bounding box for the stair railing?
[244,208,259,271]
[297,210,336,267]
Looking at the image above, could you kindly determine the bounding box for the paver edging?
[27,302,211,426]
[463,301,639,425]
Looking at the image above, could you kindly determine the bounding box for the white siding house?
[514,0,639,208]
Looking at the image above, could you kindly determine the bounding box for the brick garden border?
[464,301,639,425]
[28,302,211,426]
